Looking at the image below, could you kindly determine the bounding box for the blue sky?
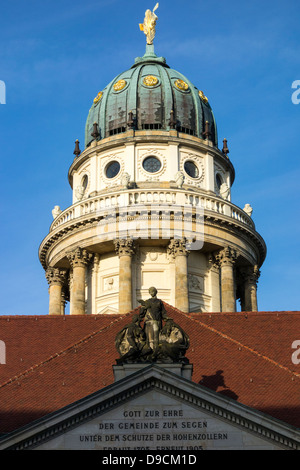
[0,0,299,315]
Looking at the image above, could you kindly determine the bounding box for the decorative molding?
[93,91,103,104]
[103,275,119,292]
[180,152,205,187]
[188,273,204,293]
[142,75,160,88]
[137,148,167,181]
[101,154,125,188]
[112,79,127,92]
[174,79,189,92]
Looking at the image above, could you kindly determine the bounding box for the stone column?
[217,246,237,312]
[241,265,260,311]
[114,239,135,314]
[207,253,221,312]
[45,267,68,316]
[91,253,100,315]
[168,238,190,313]
[61,289,68,315]
[67,247,93,315]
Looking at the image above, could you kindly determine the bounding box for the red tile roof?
[0,306,300,434]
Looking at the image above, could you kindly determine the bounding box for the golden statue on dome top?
[139,3,159,45]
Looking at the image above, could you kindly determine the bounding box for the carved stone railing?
[50,188,255,232]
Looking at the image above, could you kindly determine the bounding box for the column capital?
[240,265,261,286]
[207,252,220,272]
[67,247,93,268]
[216,246,237,267]
[167,238,190,258]
[45,267,68,287]
[114,238,135,257]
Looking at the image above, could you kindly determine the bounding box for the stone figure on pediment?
[157,319,190,363]
[115,287,190,364]
[137,286,169,354]
[115,314,151,364]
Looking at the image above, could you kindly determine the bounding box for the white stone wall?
[71,140,231,203]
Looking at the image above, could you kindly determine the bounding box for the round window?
[105,161,121,179]
[184,161,199,179]
[142,156,162,173]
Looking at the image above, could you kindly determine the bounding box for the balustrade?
[50,188,255,232]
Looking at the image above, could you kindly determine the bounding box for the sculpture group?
[115,287,190,364]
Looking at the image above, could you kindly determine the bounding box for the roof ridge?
[179,311,300,379]
[0,314,131,389]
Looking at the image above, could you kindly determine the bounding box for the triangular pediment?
[0,364,299,451]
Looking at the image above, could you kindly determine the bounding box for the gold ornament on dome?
[93,91,103,104]
[174,79,189,91]
[143,75,159,87]
[113,79,127,91]
[199,90,208,103]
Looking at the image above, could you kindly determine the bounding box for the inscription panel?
[36,392,281,450]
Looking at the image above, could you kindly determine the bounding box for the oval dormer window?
[216,173,223,191]
[81,174,88,191]
[143,156,162,173]
[184,160,199,179]
[106,161,121,179]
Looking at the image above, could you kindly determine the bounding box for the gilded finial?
[139,3,159,45]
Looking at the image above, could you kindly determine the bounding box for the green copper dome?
[85,45,218,148]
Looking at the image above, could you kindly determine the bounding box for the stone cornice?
[38,201,267,271]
